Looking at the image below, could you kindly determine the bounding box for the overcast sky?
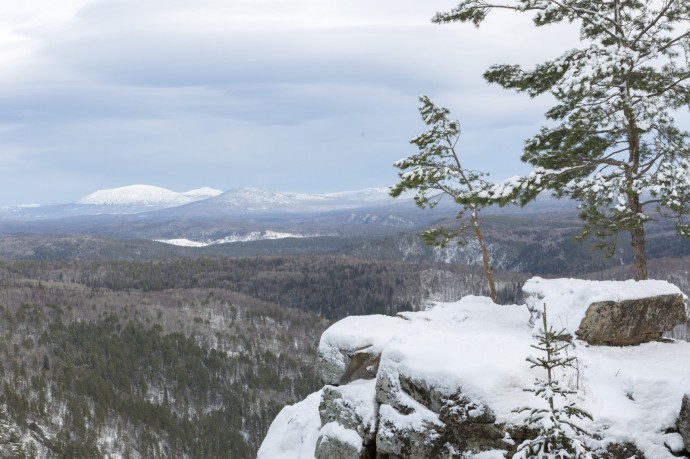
[0,0,581,205]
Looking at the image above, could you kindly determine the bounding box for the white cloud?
[0,0,581,205]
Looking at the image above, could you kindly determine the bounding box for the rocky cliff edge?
[258,277,690,459]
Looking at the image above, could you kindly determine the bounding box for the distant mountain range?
[0,184,399,221]
[0,184,579,253]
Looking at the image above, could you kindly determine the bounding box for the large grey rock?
[316,381,378,459]
[376,405,446,459]
[576,294,688,346]
[315,423,363,459]
[678,394,690,452]
[375,361,446,458]
[319,347,381,386]
[375,366,505,458]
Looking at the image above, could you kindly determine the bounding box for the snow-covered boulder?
[523,277,689,346]
[577,294,687,345]
[318,315,411,385]
[260,278,690,459]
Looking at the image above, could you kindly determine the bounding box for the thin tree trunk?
[629,193,648,280]
[471,208,497,301]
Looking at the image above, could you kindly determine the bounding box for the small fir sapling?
[514,303,593,459]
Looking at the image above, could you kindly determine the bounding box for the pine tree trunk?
[631,226,647,280]
[471,209,497,302]
[629,193,648,280]
[621,70,647,281]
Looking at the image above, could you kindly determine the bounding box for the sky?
[0,0,581,206]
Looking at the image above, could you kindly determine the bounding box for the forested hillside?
[1,213,689,278]
[5,257,526,319]
[0,270,328,457]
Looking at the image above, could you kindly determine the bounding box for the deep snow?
[259,278,690,459]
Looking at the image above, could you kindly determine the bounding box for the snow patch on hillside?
[154,231,306,247]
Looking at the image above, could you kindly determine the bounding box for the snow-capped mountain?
[180,187,224,200]
[73,185,393,213]
[321,188,394,203]
[211,187,328,209]
[167,187,397,216]
[0,185,412,224]
[0,185,573,228]
[213,187,395,209]
[77,185,223,206]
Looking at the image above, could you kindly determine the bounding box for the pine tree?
[433,0,690,280]
[514,304,593,459]
[391,95,497,301]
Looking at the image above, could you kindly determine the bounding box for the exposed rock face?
[576,294,688,346]
[313,298,516,458]
[316,382,378,458]
[678,394,690,453]
[375,367,446,458]
[339,351,381,386]
[318,347,381,386]
[317,358,509,459]
[376,369,505,458]
[315,423,363,459]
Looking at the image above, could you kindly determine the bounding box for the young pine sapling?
[390,96,497,301]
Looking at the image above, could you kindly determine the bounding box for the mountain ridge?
[76,184,223,206]
[0,185,401,220]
